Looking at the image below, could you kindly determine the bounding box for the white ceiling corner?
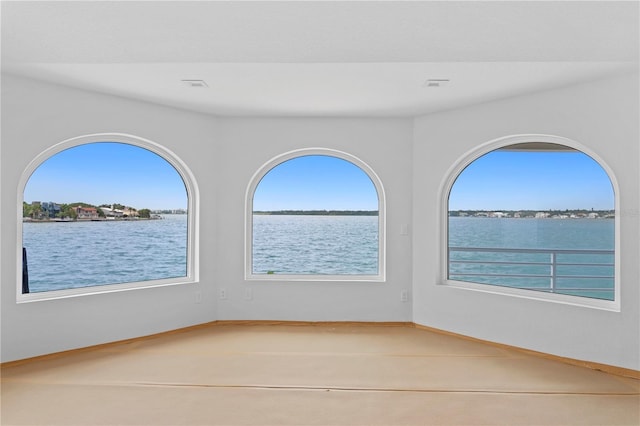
[1,1,638,117]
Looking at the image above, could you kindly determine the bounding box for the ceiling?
[2,1,638,117]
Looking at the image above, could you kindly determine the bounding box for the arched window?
[246,149,385,281]
[19,134,198,301]
[445,137,617,306]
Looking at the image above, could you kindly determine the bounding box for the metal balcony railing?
[448,247,615,300]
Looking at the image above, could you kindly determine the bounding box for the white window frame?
[17,133,199,302]
[439,134,620,311]
[245,148,386,282]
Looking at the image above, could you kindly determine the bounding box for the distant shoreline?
[449,209,614,219]
[23,216,163,223]
[254,210,378,216]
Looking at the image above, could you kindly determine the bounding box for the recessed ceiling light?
[182,80,208,88]
[424,79,450,88]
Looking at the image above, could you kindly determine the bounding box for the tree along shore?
[449,209,614,218]
[23,201,152,220]
[253,210,378,216]
[23,216,161,223]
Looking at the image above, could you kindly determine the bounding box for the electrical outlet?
[244,288,253,300]
[219,288,227,300]
[400,290,409,302]
[195,291,202,304]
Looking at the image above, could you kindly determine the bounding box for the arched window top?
[246,148,385,281]
[18,133,199,302]
[247,148,385,206]
[443,135,617,193]
[21,134,198,199]
[442,134,619,310]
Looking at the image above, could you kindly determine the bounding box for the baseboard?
[412,323,640,380]
[0,321,219,369]
[213,320,413,328]
[2,320,638,380]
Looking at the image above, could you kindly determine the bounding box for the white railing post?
[550,252,557,293]
[448,247,614,299]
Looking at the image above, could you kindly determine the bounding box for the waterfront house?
[100,206,124,218]
[122,207,139,218]
[488,212,507,218]
[1,2,638,425]
[72,206,99,220]
[40,201,60,218]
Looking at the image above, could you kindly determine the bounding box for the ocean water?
[23,214,614,301]
[22,214,188,293]
[252,215,379,275]
[448,217,615,300]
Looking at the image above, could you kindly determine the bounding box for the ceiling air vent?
[424,79,450,88]
[181,80,208,88]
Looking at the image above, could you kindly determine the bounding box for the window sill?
[17,277,196,303]
[246,273,385,283]
[442,279,620,312]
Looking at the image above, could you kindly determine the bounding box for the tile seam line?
[134,383,640,396]
[81,351,512,358]
[6,380,637,396]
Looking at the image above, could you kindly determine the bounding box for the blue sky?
[25,144,613,212]
[253,155,379,211]
[24,143,187,210]
[449,150,614,211]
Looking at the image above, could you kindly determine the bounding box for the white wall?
[214,118,414,321]
[412,72,640,370]
[1,75,414,362]
[0,75,220,362]
[3,71,638,370]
